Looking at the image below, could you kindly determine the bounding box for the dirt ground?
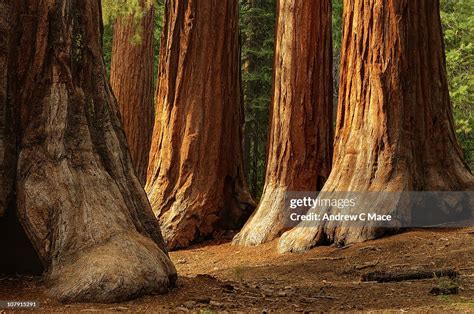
[1,227,473,312]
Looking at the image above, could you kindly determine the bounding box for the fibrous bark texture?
[146,0,255,250]
[0,0,14,219]
[2,0,176,302]
[233,0,333,246]
[110,0,155,185]
[279,0,474,253]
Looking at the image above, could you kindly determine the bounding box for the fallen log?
[308,256,344,261]
[361,269,458,282]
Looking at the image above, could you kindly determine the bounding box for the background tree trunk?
[110,0,155,185]
[146,0,255,250]
[3,0,176,302]
[233,0,333,246]
[241,0,260,198]
[279,0,474,253]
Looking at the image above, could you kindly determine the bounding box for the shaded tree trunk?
[110,0,155,185]
[233,0,333,246]
[146,0,255,250]
[0,0,39,276]
[0,0,176,302]
[242,89,251,189]
[252,127,259,196]
[279,0,474,253]
[0,0,14,219]
[242,0,259,197]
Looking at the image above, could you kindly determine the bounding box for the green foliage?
[240,0,276,198]
[441,0,474,169]
[332,0,343,52]
[102,0,153,26]
[102,23,113,75]
[101,0,164,86]
[332,0,343,108]
[152,1,165,88]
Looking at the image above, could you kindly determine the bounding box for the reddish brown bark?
[110,1,155,185]
[146,0,255,250]
[279,0,474,253]
[233,0,333,246]
[1,0,176,302]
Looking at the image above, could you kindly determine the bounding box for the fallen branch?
[355,260,379,270]
[308,256,344,261]
[306,295,339,300]
[361,268,458,282]
[387,263,410,268]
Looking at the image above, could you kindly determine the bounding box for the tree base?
[47,232,177,303]
[233,185,289,246]
[153,189,255,250]
[278,223,388,253]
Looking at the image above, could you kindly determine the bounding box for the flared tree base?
[233,185,289,246]
[47,232,177,303]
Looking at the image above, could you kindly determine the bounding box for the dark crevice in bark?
[0,198,43,275]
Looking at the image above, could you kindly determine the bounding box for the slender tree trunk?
[242,0,258,196]
[146,0,255,250]
[241,58,251,186]
[279,0,474,253]
[110,0,155,185]
[1,0,176,302]
[233,0,333,246]
[242,118,251,187]
[241,6,251,188]
[252,127,259,196]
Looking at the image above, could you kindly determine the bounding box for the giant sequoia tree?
[0,0,176,302]
[146,0,255,250]
[279,0,474,253]
[233,0,333,246]
[110,0,155,185]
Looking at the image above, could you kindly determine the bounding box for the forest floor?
[1,227,473,312]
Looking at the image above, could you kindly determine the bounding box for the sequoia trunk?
[1,0,176,302]
[110,0,155,185]
[146,0,255,250]
[0,0,14,219]
[279,0,474,253]
[233,0,333,246]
